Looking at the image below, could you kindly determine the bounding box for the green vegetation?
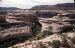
[61,34,71,48]
[32,24,41,36]
[61,39,70,48]
[36,42,47,48]
[43,31,54,36]
[32,23,53,40]
[33,31,53,40]
[51,40,61,48]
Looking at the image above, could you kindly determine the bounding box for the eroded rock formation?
[39,13,74,33]
[0,26,32,42]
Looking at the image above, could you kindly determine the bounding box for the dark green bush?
[43,31,53,36]
[32,24,41,36]
[32,23,53,40]
[34,31,53,40]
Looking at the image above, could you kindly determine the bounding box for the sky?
[0,0,74,9]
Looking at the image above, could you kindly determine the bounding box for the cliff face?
[39,13,74,33]
[0,14,38,43]
[0,26,32,42]
[6,14,37,23]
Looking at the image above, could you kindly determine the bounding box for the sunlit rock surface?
[9,32,75,48]
[39,13,74,33]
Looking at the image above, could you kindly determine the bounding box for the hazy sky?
[0,0,74,9]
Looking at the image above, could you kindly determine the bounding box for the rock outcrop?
[0,25,32,42]
[39,13,74,33]
[0,15,6,22]
[6,14,37,23]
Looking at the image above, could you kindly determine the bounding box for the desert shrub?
[51,40,61,48]
[61,39,70,48]
[31,23,43,40]
[42,31,53,37]
[70,37,75,44]
[32,20,54,40]
[47,41,52,45]
[36,42,47,48]
[61,34,71,48]
[32,23,53,40]
[33,32,43,40]
[35,31,53,40]
[62,25,73,32]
